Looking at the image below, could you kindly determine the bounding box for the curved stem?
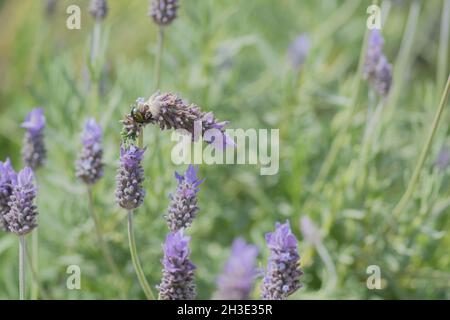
[154,26,164,91]
[87,186,121,278]
[437,0,450,93]
[127,211,155,300]
[392,76,450,218]
[19,235,26,300]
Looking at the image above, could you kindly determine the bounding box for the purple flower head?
[21,108,45,134]
[436,147,450,171]
[287,33,310,69]
[4,167,38,235]
[0,159,17,231]
[214,238,259,300]
[149,0,179,26]
[158,229,196,300]
[166,165,204,231]
[261,221,303,300]
[363,30,392,96]
[89,0,108,21]
[76,118,104,185]
[21,108,47,169]
[115,144,146,210]
[81,118,102,147]
[300,215,321,245]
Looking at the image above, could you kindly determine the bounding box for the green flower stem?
[19,235,26,300]
[392,75,450,219]
[25,243,50,300]
[87,186,121,278]
[437,0,450,92]
[154,26,165,91]
[316,242,337,293]
[127,211,155,300]
[31,230,39,299]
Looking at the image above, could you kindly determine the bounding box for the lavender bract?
[165,165,203,232]
[261,221,302,300]
[158,229,196,300]
[21,108,46,170]
[149,0,179,26]
[0,159,16,231]
[121,93,233,148]
[4,167,38,236]
[363,30,392,96]
[115,144,146,211]
[89,0,108,21]
[76,118,104,185]
[214,238,259,300]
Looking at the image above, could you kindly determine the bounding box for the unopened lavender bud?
[300,215,321,245]
[89,0,108,21]
[149,0,179,26]
[261,221,303,300]
[21,108,47,170]
[214,238,259,300]
[436,147,450,171]
[76,118,104,185]
[165,165,203,232]
[363,30,392,96]
[115,144,146,211]
[44,0,57,16]
[4,167,38,236]
[158,229,196,300]
[0,159,16,231]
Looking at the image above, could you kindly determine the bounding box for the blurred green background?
[0,0,449,299]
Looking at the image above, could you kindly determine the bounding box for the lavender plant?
[261,221,302,300]
[89,0,108,21]
[21,108,46,170]
[149,0,179,26]
[165,165,203,231]
[213,238,259,300]
[115,144,155,299]
[3,167,38,300]
[0,158,16,231]
[363,29,393,97]
[287,34,310,70]
[157,229,196,300]
[121,93,233,147]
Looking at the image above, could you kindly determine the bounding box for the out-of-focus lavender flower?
[44,0,57,16]
[165,165,204,232]
[363,30,392,96]
[436,147,450,171]
[115,144,146,211]
[261,221,302,300]
[76,118,104,185]
[89,0,108,21]
[300,216,321,245]
[213,238,259,300]
[157,229,196,300]
[287,34,310,70]
[0,159,16,231]
[4,167,38,236]
[121,93,234,148]
[21,108,46,170]
[149,0,179,26]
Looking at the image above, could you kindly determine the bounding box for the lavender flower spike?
[21,108,47,170]
[287,34,310,70]
[76,118,104,185]
[300,215,321,245]
[4,167,38,236]
[165,165,204,231]
[158,229,196,300]
[149,0,179,26]
[115,144,146,211]
[363,30,392,96]
[214,238,259,300]
[89,0,108,21]
[261,221,303,300]
[0,159,17,231]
